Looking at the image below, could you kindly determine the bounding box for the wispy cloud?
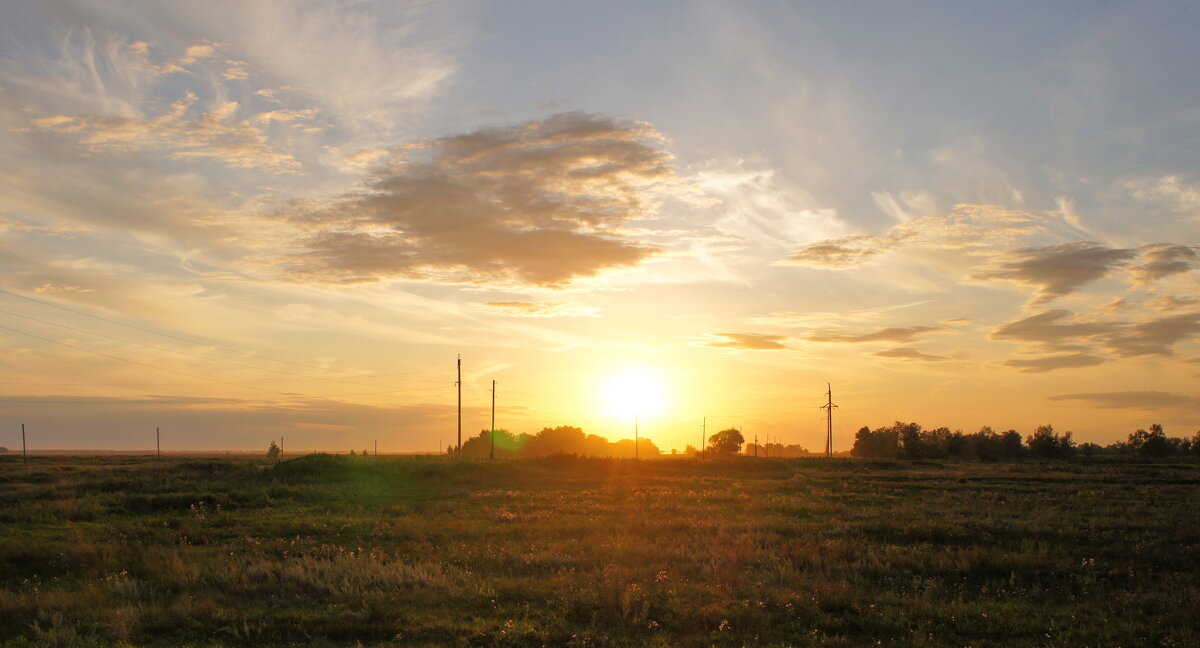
[991,309,1114,352]
[480,301,602,318]
[1003,353,1108,373]
[781,203,1045,269]
[32,92,306,170]
[1048,391,1200,411]
[971,242,1136,302]
[696,332,789,350]
[871,347,947,361]
[274,113,675,288]
[806,325,944,344]
[784,236,880,268]
[992,309,1200,359]
[1126,175,1200,216]
[1104,312,1200,357]
[1128,244,1198,286]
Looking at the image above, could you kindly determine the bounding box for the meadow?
[1,454,1197,647]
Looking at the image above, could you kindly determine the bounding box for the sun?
[601,368,667,420]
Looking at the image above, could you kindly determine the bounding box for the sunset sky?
[2,2,1198,453]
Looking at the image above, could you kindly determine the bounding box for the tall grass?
[0,454,1197,646]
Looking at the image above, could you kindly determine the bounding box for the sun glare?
[601,368,667,420]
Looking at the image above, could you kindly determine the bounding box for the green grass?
[1,454,1197,647]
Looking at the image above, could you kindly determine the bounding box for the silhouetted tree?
[461,428,519,458]
[944,429,967,459]
[267,440,281,459]
[898,422,925,459]
[1128,423,1171,458]
[852,425,899,459]
[708,428,744,456]
[999,430,1025,459]
[1026,424,1075,459]
[970,426,1000,462]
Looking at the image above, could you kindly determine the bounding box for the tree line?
[458,426,761,459]
[851,422,1200,460]
[457,425,661,459]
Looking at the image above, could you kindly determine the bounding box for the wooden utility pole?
[822,383,838,458]
[634,414,639,460]
[156,426,160,459]
[701,416,706,460]
[490,380,496,461]
[754,434,758,458]
[456,355,462,458]
[22,423,27,466]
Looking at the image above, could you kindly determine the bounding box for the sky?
[2,1,1199,453]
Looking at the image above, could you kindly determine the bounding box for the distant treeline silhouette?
[458,426,661,459]
[852,422,1200,460]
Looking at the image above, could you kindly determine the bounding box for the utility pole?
[456,355,462,458]
[490,379,496,461]
[634,414,639,460]
[701,416,706,460]
[22,423,27,467]
[821,383,838,458]
[156,426,160,459]
[754,434,758,458]
[280,436,284,457]
[374,439,377,457]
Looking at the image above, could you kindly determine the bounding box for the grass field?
[1,454,1198,647]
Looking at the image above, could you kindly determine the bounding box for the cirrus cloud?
[1003,353,1108,373]
[1048,391,1200,412]
[871,347,947,361]
[806,325,945,344]
[480,301,602,318]
[696,331,789,350]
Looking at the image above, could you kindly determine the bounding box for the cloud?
[1129,244,1198,285]
[784,236,880,268]
[780,203,1045,269]
[1047,391,1200,411]
[275,113,675,287]
[991,309,1114,351]
[480,301,602,318]
[1126,175,1200,216]
[992,309,1200,358]
[697,332,789,350]
[31,92,304,170]
[871,347,947,361]
[806,325,944,344]
[972,242,1136,301]
[1103,312,1200,357]
[1003,353,1108,373]
[163,1,458,135]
